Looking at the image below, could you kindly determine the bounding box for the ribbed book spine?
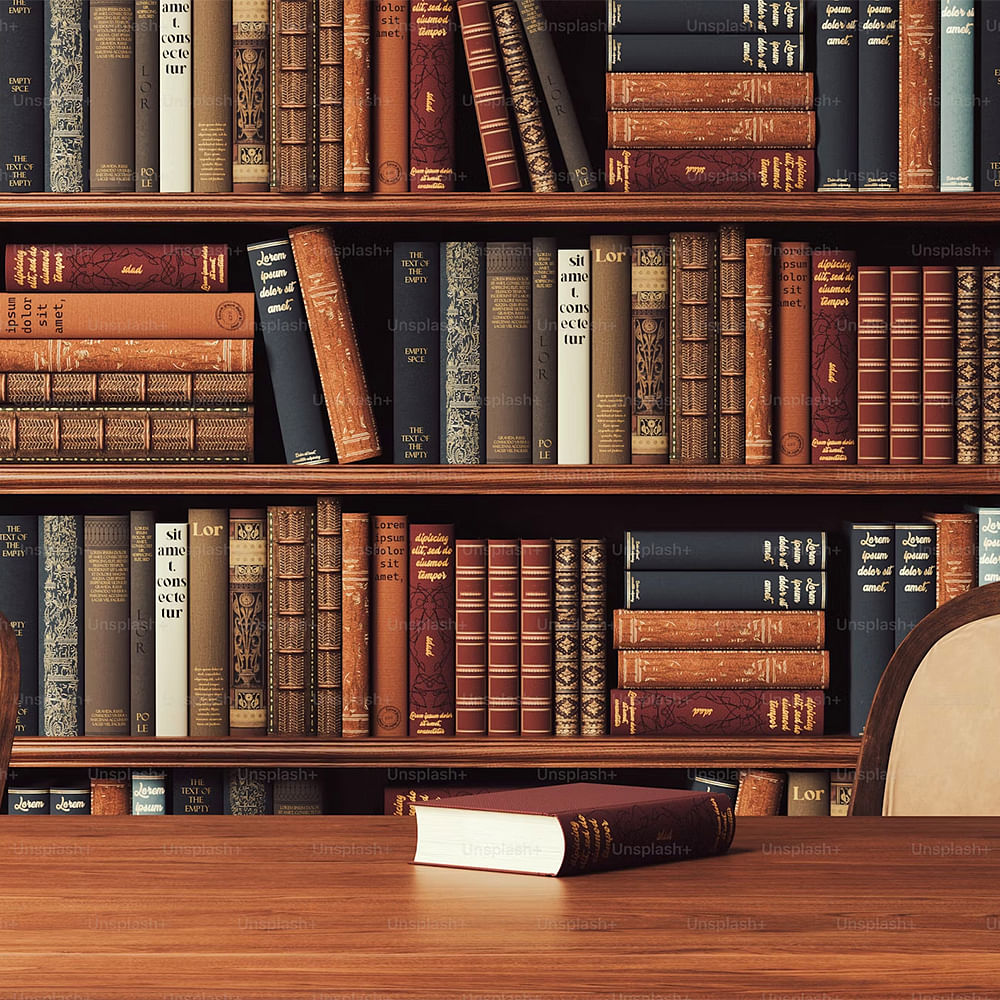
[899,0,938,191]
[857,266,890,465]
[630,236,669,464]
[135,0,159,191]
[271,0,316,191]
[0,518,38,736]
[318,0,345,192]
[815,1,858,190]
[553,538,580,736]
[45,0,88,192]
[557,248,591,464]
[233,0,269,192]
[374,0,407,191]
[983,267,1000,464]
[455,539,487,735]
[520,539,553,736]
[889,265,922,464]
[775,242,811,463]
[579,538,607,736]
[0,372,249,406]
[718,224,746,465]
[342,512,371,737]
[858,0,898,190]
[129,510,155,737]
[372,514,407,737]
[409,0,455,191]
[315,496,343,736]
[89,0,134,191]
[229,508,267,736]
[744,237,773,465]
[940,1,974,191]
[532,237,557,463]
[159,0,192,192]
[154,522,187,736]
[956,266,982,463]
[343,0,370,191]
[894,522,936,647]
[922,266,956,464]
[487,539,520,735]
[192,0,232,192]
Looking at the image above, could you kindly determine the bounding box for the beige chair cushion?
[883,613,1000,815]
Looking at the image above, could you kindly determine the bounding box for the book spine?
[718,224,746,465]
[374,0,407,191]
[130,511,156,737]
[289,225,382,462]
[267,505,315,735]
[233,0,269,192]
[557,248,591,463]
[618,649,829,688]
[981,0,1000,189]
[271,0,316,191]
[553,538,580,736]
[224,770,273,814]
[159,0,192,192]
[154,522,188,736]
[342,512,371,737]
[38,514,83,737]
[858,0,899,190]
[630,236,669,464]
[857,265,890,464]
[192,0,232,192]
[520,539,553,736]
[50,787,91,814]
[90,775,130,815]
[670,230,718,464]
[608,0,803,33]
[815,1,859,190]
[889,265,923,464]
[409,0,456,191]
[441,241,486,464]
[408,523,456,736]
[131,771,167,815]
[922,266,956,464]
[171,768,222,814]
[0,518,38,737]
[941,1,974,190]
[371,515,406,737]
[744,237,773,464]
[273,777,323,814]
[45,0,88,192]
[514,0,596,190]
[735,769,786,815]
[611,688,824,736]
[0,0,43,191]
[455,539,487,735]
[775,242,811,463]
[607,110,815,148]
[83,514,130,736]
[608,33,805,72]
[927,513,975,605]
[315,496,343,735]
[612,609,825,649]
[485,241,532,463]
[531,237,557,463]
[89,0,134,191]
[492,1,557,192]
[247,238,332,465]
[0,339,253,373]
[579,538,607,737]
[343,0,371,191]
[624,530,826,571]
[899,0,938,191]
[625,570,826,611]
[228,508,267,735]
[974,507,1000,585]
[894,522,936,648]
[605,71,813,109]
[956,265,982,463]
[487,539,520,735]
[318,0,345,192]
[983,267,1000,464]
[786,770,831,816]
[810,249,858,464]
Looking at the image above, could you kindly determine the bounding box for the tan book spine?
[0,338,253,373]
[374,0,408,191]
[0,372,252,406]
[718,224,746,465]
[89,0,135,192]
[193,0,233,192]
[613,609,825,649]
[745,237,774,464]
[618,650,830,688]
[372,514,408,736]
[786,770,830,816]
[630,236,669,464]
[735,768,786,816]
[607,110,816,148]
[229,508,267,735]
[233,0,270,191]
[315,496,343,736]
[341,512,371,737]
[605,72,815,111]
[318,0,345,192]
[343,0,371,191]
[579,538,607,736]
[775,242,811,464]
[898,0,938,191]
[924,512,976,606]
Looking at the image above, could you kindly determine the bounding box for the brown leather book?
[579,538,607,736]
[372,514,408,737]
[613,609,825,650]
[229,508,267,735]
[735,769,786,816]
[0,339,253,374]
[318,0,346,192]
[90,775,130,815]
[630,236,669,464]
[0,372,252,407]
[531,237,557,462]
[899,0,938,191]
[982,267,1000,464]
[591,235,632,464]
[409,0,456,191]
[193,0,233,192]
[553,538,580,736]
[718,224,746,465]
[889,266,922,465]
[606,72,815,110]
[519,539,553,736]
[922,266,956,464]
[386,784,510,815]
[923,512,975,606]
[455,539,488,735]
[744,237,773,465]
[343,0,371,191]
[956,266,982,464]
[233,0,270,192]
[89,0,135,191]
[342,512,371,737]
[130,510,155,736]
[857,266,890,465]
[786,771,830,816]
[774,242,811,464]
[271,0,316,191]
[607,111,816,148]
[618,649,830,688]
[374,0,408,191]
[487,539,520,735]
[315,496,343,736]
[289,225,381,463]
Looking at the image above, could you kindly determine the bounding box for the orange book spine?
[0,339,253,373]
[618,649,830,688]
[744,237,773,465]
[343,0,371,191]
[605,72,815,111]
[374,0,409,191]
[372,514,408,736]
[342,512,371,737]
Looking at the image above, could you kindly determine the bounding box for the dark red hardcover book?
[408,523,456,736]
[519,539,552,736]
[922,266,956,464]
[889,266,922,465]
[409,0,456,191]
[857,266,890,464]
[487,539,520,735]
[810,249,857,464]
[455,539,487,735]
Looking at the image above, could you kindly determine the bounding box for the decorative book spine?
[45,0,88,193]
[606,34,806,72]
[971,506,1000,585]
[1,372,249,406]
[83,515,130,736]
[457,0,521,191]
[38,514,82,737]
[0,518,38,737]
[289,225,382,462]
[90,775,130,815]
[159,0,192,192]
[557,248,591,464]
[271,0,316,191]
[630,236,669,464]
[899,0,937,191]
[0,0,42,191]
[154,522,188,737]
[315,496,343,735]
[455,539,487,735]
[940,1,974,191]
[373,515,408,737]
[606,111,816,148]
[130,510,155,737]
[786,771,831,816]
[0,339,253,374]
[487,539,520,735]
[192,0,232,192]
[519,539,552,736]
[858,0,899,190]
[409,0,456,191]
[553,538,580,736]
[233,0,270,192]
[342,512,371,737]
[894,522,936,648]
[735,770,786,816]
[815,1,858,189]
[374,0,407,191]
[274,777,323,814]
[579,538,607,737]
[625,571,826,611]
[172,768,223,814]
[267,505,315,735]
[408,523,456,736]
[670,230,718,465]
[440,241,486,464]
[6,781,49,815]
[810,249,858,464]
[744,237,773,465]
[89,0,133,191]
[485,241,532,463]
[591,235,632,465]
[613,609,826,649]
[857,266,890,464]
[718,224,746,465]
[922,266,956,464]
[318,0,345,192]
[925,512,975,605]
[132,771,167,815]
[343,0,371,191]
[224,770,273,814]
[775,242,811,464]
[605,72,814,109]
[889,266,922,464]
[229,508,267,736]
[981,4,1000,190]
[531,237,557,463]
[492,1,557,192]
[618,650,829,688]
[956,266,982,463]
[982,267,1000,464]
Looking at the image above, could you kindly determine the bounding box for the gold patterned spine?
[341,512,371,737]
[744,237,774,465]
[229,509,267,734]
[718,224,746,465]
[630,237,669,464]
[579,538,607,736]
[983,267,1000,465]
[233,0,270,191]
[318,0,345,191]
[956,266,982,464]
[553,538,580,736]
[315,496,343,736]
[342,0,370,191]
[0,372,253,406]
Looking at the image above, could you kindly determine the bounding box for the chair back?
[0,613,21,796]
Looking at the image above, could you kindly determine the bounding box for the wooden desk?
[1,815,999,999]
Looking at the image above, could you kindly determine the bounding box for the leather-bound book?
[744,237,773,465]
[172,769,223,815]
[409,0,456,191]
[1,0,43,191]
[625,570,825,611]
[519,539,552,736]
[786,771,830,816]
[982,267,1000,464]
[531,237,557,463]
[386,784,507,815]
[557,248,591,464]
[579,539,607,737]
[487,539,520,735]
[899,0,937,192]
[608,0,803,33]
[734,769,785,816]
[155,522,188,737]
[229,508,267,736]
[922,267,956,464]
[858,0,898,190]
[274,778,324,814]
[90,774,130,815]
[618,650,830,689]
[343,0,371,191]
[0,517,39,736]
[267,505,315,735]
[553,538,580,736]
[45,0,88,192]
[810,249,858,464]
[457,0,521,192]
[233,0,269,192]
[271,0,316,191]
[374,0,407,191]
[0,339,254,374]
[605,72,814,110]
[607,34,806,72]
[624,529,826,571]
[775,242,811,464]
[342,512,371,738]
[455,539,487,735]
[130,511,155,737]
[192,0,232,192]
[815,1,858,190]
[956,266,982,464]
[591,235,631,465]
[718,225,746,465]
[613,609,825,650]
[607,110,815,148]
[923,511,975,606]
[888,266,922,465]
[318,0,345,192]
[894,522,936,648]
[315,497,343,736]
[289,225,382,463]
[630,236,669,465]
[373,514,409,738]
[0,372,251,407]
[940,0,974,191]
[84,515,130,736]
[159,0,192,192]
[408,523,456,736]
[224,770,273,814]
[857,266,890,465]
[89,0,134,191]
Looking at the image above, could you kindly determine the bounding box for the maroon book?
[408,524,456,736]
[409,0,456,191]
[922,266,956,464]
[857,266,889,464]
[455,539,487,736]
[889,266,922,465]
[519,539,553,736]
[487,539,520,735]
[810,249,858,464]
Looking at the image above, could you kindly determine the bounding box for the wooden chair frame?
[0,612,20,796]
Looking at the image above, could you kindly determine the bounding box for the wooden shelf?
[9,736,861,769]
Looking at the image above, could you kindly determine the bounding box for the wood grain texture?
[0,613,19,794]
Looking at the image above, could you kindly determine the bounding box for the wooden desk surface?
[1,815,999,999]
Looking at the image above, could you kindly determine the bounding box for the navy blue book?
[608,0,803,34]
[172,768,224,815]
[607,33,805,72]
[894,523,936,648]
[0,516,39,736]
[858,0,898,190]
[624,530,826,571]
[815,0,859,190]
[0,0,44,191]
[978,1,1000,190]
[624,571,826,610]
